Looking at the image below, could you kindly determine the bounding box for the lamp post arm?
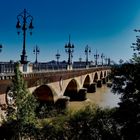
[17,14,24,20]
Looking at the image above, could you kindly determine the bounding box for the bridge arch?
[64,79,79,100]
[104,71,107,77]
[33,85,55,104]
[83,75,91,88]
[100,71,103,79]
[93,72,98,82]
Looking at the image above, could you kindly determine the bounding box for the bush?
[39,105,120,140]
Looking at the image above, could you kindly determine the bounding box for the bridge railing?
[32,63,108,71]
[0,66,111,81]
[0,61,111,80]
[32,63,67,72]
[0,62,15,74]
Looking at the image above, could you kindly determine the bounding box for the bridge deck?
[0,67,110,95]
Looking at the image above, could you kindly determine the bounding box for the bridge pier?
[64,88,87,101]
[55,96,70,109]
[102,78,106,84]
[78,88,87,101]
[106,77,109,82]
[87,83,96,93]
[97,80,102,88]
[83,84,90,89]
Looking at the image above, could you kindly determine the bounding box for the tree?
[3,63,38,139]
[131,35,140,63]
[111,34,140,139]
[40,105,120,140]
[119,59,124,65]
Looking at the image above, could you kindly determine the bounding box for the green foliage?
[36,97,69,119]
[62,106,120,140]
[37,103,57,118]
[131,36,140,63]
[104,34,140,139]
[3,63,39,139]
[131,53,140,63]
[111,62,140,139]
[37,106,120,140]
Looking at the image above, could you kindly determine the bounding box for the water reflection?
[68,85,121,111]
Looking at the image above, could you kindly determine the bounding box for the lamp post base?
[86,65,89,69]
[20,54,28,64]
[20,54,30,72]
[19,63,33,73]
[67,64,73,70]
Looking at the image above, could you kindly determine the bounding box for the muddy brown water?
[68,85,121,111]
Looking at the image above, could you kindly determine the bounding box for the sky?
[0,0,140,64]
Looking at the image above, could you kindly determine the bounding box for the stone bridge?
[0,67,111,107]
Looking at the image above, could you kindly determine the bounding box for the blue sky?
[0,0,140,63]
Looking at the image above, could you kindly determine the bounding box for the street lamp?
[55,50,60,64]
[108,57,111,66]
[134,29,140,32]
[33,45,40,63]
[16,9,34,64]
[105,57,108,66]
[101,53,105,66]
[65,35,74,70]
[94,50,99,67]
[0,44,2,53]
[79,56,82,62]
[85,45,91,66]
[79,56,82,68]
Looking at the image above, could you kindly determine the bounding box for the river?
[68,85,121,111]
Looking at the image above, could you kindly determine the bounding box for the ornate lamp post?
[94,50,99,67]
[65,35,74,70]
[0,44,3,73]
[55,50,60,64]
[105,57,108,66]
[33,45,40,63]
[85,45,91,67]
[101,53,105,66]
[108,57,111,66]
[134,29,140,32]
[16,9,34,64]
[0,44,2,53]
[79,56,82,62]
[79,56,82,68]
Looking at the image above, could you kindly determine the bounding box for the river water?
[68,85,121,111]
